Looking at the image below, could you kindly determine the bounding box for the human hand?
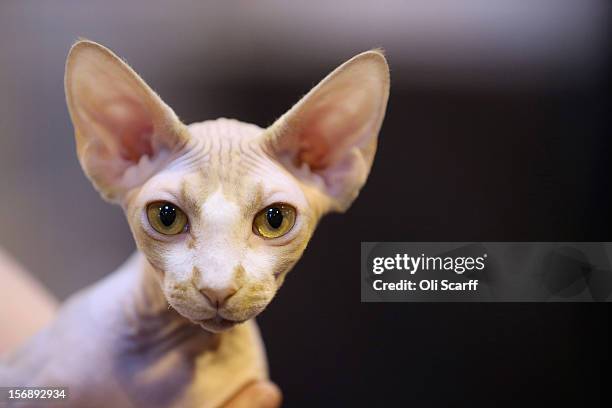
[223,380,282,408]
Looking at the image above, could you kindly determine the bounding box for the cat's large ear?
[265,50,390,213]
[65,40,188,203]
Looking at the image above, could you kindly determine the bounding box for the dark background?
[0,1,610,406]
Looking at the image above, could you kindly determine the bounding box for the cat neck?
[116,252,218,354]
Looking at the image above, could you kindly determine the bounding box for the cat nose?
[199,285,238,308]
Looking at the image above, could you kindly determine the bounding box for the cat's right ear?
[65,40,188,203]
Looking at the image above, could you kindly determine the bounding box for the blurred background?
[0,0,610,406]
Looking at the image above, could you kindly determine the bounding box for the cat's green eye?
[146,201,188,235]
[253,203,296,239]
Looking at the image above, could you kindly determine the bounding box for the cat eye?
[253,203,296,239]
[146,201,188,235]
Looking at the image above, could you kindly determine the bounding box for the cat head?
[65,40,389,332]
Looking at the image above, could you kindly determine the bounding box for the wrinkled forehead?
[188,118,264,143]
[132,119,307,212]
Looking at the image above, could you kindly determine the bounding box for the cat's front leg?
[177,320,274,408]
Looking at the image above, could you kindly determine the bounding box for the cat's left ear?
[265,50,390,212]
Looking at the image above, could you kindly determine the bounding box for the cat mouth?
[195,315,242,332]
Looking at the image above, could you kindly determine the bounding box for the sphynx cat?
[0,40,389,407]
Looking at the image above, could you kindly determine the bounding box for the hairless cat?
[0,40,389,407]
